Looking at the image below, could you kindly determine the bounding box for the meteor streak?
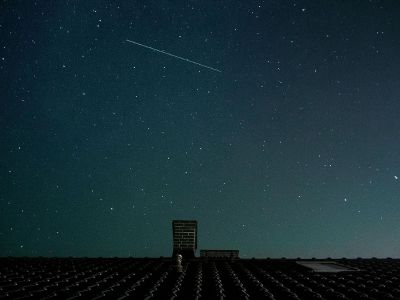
[126,39,221,73]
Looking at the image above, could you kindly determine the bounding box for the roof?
[1,257,399,299]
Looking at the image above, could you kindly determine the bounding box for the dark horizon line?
[1,255,398,260]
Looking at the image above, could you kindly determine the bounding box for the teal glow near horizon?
[1,1,400,258]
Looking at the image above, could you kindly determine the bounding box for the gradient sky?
[1,1,400,258]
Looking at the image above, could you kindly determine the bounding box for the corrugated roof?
[0,257,399,299]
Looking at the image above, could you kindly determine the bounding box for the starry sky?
[1,0,400,258]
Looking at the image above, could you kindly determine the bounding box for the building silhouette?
[200,249,239,259]
[172,220,197,258]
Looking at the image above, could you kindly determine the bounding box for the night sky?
[1,1,400,258]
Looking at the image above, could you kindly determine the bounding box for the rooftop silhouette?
[1,257,400,299]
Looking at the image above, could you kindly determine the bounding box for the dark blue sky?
[1,0,400,258]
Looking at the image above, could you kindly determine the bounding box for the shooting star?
[126,39,222,73]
